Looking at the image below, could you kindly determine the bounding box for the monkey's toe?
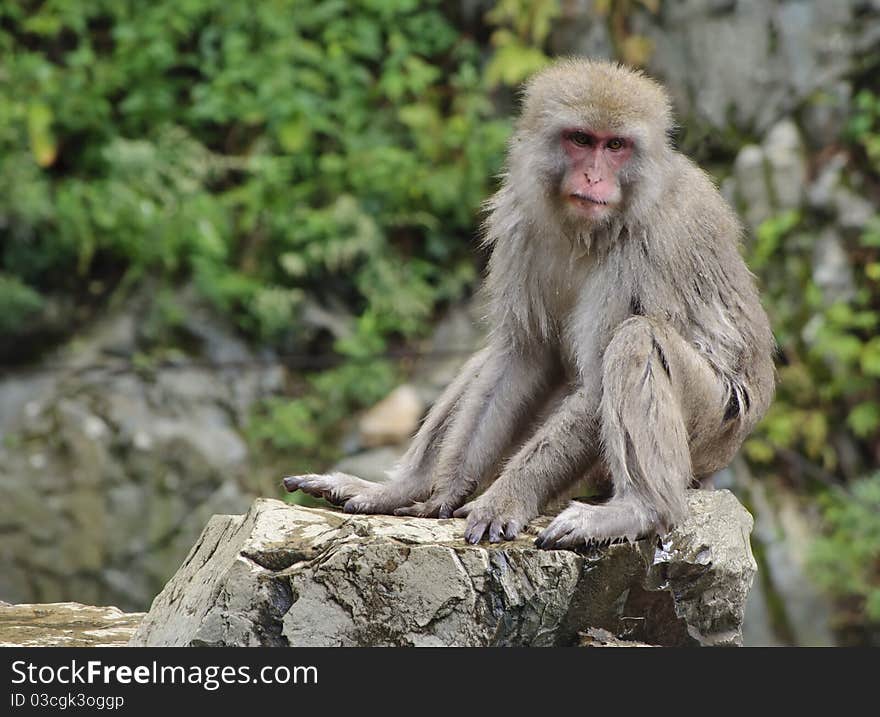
[393,500,440,518]
[465,520,489,544]
[343,496,378,514]
[282,474,313,492]
[451,502,474,519]
[282,474,337,502]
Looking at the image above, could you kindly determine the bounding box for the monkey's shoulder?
[657,154,741,240]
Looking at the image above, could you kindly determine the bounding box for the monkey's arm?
[394,341,560,518]
[453,385,600,543]
[284,346,493,512]
[284,340,556,515]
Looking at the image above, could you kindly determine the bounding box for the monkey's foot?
[392,494,462,519]
[282,472,414,515]
[535,500,659,550]
[452,497,535,544]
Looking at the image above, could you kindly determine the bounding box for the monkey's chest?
[555,270,632,376]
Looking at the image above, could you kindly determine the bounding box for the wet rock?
[131,489,757,647]
[0,602,144,647]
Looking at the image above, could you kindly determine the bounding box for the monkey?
[283,58,775,550]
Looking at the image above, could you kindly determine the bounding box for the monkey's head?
[512,58,673,229]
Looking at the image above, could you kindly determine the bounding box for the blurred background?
[0,0,878,646]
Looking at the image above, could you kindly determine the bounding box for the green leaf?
[848,402,880,438]
[27,103,57,168]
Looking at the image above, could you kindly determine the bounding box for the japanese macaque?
[284,58,775,549]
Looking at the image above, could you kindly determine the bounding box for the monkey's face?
[559,129,632,223]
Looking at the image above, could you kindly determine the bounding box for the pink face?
[560,129,633,220]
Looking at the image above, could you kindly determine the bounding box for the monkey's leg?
[453,388,601,543]
[394,343,560,519]
[536,316,728,549]
[284,347,493,513]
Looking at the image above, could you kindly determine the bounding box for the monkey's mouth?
[569,192,610,207]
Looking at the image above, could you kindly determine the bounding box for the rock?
[733,145,772,231]
[621,0,874,134]
[549,0,614,61]
[0,602,144,647]
[358,384,424,449]
[832,184,875,235]
[579,627,655,647]
[763,120,807,211]
[813,228,856,305]
[724,458,835,646]
[807,153,848,212]
[0,298,284,611]
[131,489,757,647]
[802,82,852,149]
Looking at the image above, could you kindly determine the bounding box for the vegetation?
[0,0,544,456]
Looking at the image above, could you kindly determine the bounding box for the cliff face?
[131,489,756,647]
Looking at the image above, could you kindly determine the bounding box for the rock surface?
[0,299,282,611]
[0,602,144,647]
[131,489,756,647]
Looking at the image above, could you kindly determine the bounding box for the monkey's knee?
[602,316,672,392]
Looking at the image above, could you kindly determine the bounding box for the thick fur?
[284,59,775,548]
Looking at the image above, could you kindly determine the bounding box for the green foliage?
[0,0,509,347]
[0,0,526,465]
[0,273,44,335]
[744,206,880,470]
[809,473,880,623]
[849,90,880,166]
[484,0,558,87]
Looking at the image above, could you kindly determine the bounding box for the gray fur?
[284,59,775,548]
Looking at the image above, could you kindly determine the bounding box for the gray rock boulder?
[131,489,757,647]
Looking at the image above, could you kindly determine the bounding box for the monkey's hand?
[282,472,416,514]
[535,499,658,550]
[452,491,536,544]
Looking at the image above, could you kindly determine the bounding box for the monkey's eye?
[568,131,592,147]
[606,138,625,151]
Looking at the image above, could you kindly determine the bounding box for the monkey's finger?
[488,521,504,543]
[394,501,438,518]
[393,503,420,517]
[465,520,489,544]
[343,496,371,514]
[438,504,457,519]
[452,502,474,519]
[502,521,522,540]
[535,524,566,549]
[283,474,336,501]
[282,474,319,492]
